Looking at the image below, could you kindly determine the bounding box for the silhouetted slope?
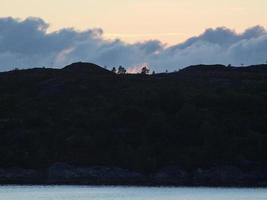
[0,63,267,186]
[180,64,267,73]
[155,64,267,81]
[63,62,113,75]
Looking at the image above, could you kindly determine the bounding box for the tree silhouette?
[111,67,117,74]
[141,66,149,75]
[118,66,127,74]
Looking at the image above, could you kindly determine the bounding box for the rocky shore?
[0,162,267,187]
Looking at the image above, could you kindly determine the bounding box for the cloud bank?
[0,17,267,72]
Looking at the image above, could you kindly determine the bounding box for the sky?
[0,0,267,72]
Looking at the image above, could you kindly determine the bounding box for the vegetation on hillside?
[0,62,267,172]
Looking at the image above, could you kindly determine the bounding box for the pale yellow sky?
[1,0,267,44]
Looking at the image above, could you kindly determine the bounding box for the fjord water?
[0,186,266,200]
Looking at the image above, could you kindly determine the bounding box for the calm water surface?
[0,186,266,200]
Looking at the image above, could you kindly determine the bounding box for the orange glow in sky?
[1,0,267,44]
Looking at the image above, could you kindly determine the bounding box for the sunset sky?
[1,0,267,44]
[0,0,267,71]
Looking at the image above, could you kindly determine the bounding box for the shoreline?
[0,183,266,188]
[0,163,267,187]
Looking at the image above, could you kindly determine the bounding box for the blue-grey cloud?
[0,17,266,72]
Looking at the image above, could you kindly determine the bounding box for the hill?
[0,63,267,186]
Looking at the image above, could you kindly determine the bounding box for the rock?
[0,168,42,183]
[153,166,188,185]
[48,163,145,184]
[193,166,242,185]
[0,163,266,186]
[48,163,80,180]
[192,165,266,186]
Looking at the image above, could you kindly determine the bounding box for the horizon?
[6,61,267,74]
[0,0,267,72]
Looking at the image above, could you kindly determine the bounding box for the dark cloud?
[0,17,266,72]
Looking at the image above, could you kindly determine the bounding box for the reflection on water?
[0,186,266,200]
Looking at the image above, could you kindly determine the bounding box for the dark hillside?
[0,63,267,185]
[63,62,114,76]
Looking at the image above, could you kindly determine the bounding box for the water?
[0,186,266,200]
